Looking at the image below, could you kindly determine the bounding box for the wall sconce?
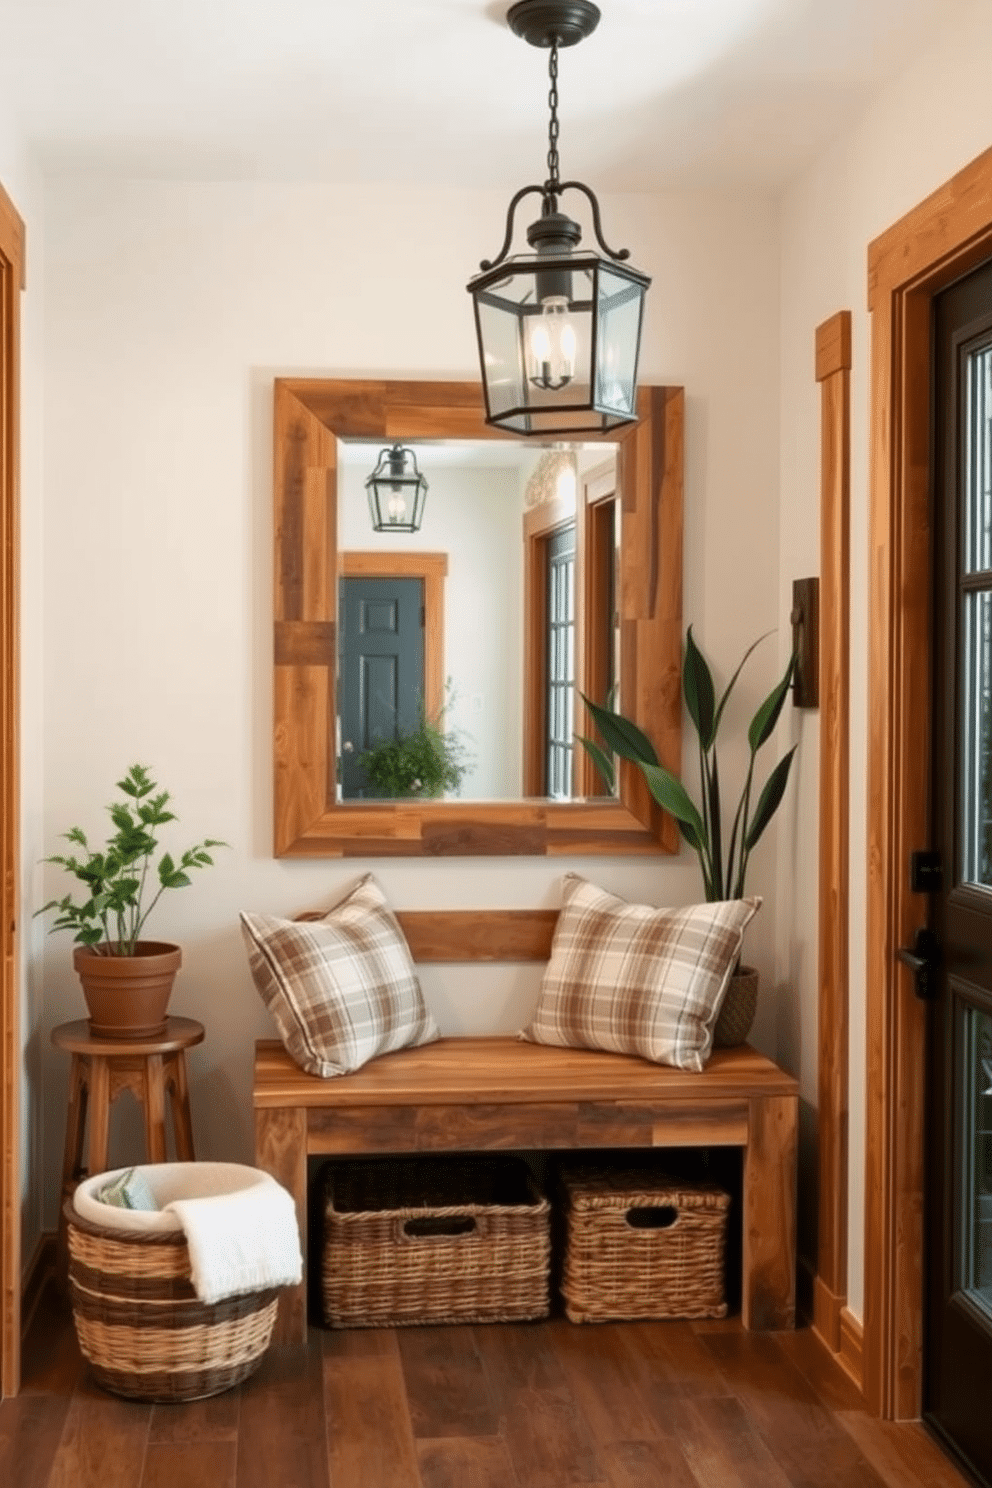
[467,0,650,437]
[791,577,819,708]
[365,445,428,534]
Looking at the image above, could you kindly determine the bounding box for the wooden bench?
[253,909,799,1345]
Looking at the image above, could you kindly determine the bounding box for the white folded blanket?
[164,1182,303,1304]
[74,1162,303,1304]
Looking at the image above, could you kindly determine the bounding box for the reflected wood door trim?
[522,493,580,798]
[0,175,24,1398]
[578,458,620,799]
[273,378,684,858]
[865,140,992,1420]
[340,552,448,726]
[814,310,851,1357]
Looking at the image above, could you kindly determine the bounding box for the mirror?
[273,378,683,858]
[336,438,619,802]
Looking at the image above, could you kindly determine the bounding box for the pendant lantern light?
[467,0,650,437]
[365,444,428,533]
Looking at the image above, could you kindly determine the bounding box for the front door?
[338,576,425,799]
[925,258,992,1484]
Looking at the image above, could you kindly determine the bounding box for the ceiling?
[0,0,964,192]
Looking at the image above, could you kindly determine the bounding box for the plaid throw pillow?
[522,876,761,1073]
[241,874,438,1078]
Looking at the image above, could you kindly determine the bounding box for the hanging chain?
[545,40,561,194]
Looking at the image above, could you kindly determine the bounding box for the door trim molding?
[814,311,852,1358]
[0,176,24,1398]
[865,141,992,1420]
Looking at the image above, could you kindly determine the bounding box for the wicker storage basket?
[65,1200,279,1402]
[322,1155,550,1328]
[559,1167,730,1323]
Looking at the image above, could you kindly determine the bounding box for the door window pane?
[962,1005,992,1314]
[962,590,992,888]
[965,345,992,576]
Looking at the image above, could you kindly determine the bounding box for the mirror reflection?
[336,439,619,803]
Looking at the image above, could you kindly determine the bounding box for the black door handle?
[897,927,940,1001]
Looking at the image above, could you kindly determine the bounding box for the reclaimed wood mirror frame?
[273,377,684,858]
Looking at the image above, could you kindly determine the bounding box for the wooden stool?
[52,1015,205,1284]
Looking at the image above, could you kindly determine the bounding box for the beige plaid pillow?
[522,875,761,1072]
[241,874,438,1077]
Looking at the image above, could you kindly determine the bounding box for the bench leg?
[255,1105,308,1345]
[742,1093,798,1329]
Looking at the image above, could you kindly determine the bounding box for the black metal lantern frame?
[467,0,650,437]
[365,444,428,533]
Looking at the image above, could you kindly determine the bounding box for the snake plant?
[580,627,797,902]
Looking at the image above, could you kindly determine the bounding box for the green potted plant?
[38,764,226,1039]
[358,710,474,800]
[580,626,797,1045]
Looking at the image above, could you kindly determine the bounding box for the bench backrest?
[298,907,559,963]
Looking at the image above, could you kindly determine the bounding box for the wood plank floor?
[1,1286,974,1488]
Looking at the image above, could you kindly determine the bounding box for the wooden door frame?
[574,458,619,800]
[865,142,992,1420]
[522,492,582,797]
[340,552,448,726]
[0,178,24,1398]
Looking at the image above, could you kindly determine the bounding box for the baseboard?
[20,1231,55,1339]
[812,1274,844,1354]
[804,1268,866,1400]
[838,1306,864,1393]
[796,1255,815,1325]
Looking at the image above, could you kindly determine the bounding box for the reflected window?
[546,524,576,798]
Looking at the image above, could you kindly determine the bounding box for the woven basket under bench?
[322,1154,551,1328]
[64,1201,279,1402]
[559,1167,731,1323]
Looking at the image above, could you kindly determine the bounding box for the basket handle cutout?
[401,1215,477,1240]
[625,1204,679,1230]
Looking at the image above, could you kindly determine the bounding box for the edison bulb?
[528,296,577,391]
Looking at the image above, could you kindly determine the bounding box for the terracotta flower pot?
[73,941,182,1040]
[713,964,758,1048]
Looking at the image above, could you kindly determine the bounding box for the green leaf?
[576,735,615,793]
[712,630,772,738]
[743,746,799,851]
[705,752,724,900]
[747,655,797,752]
[683,626,716,749]
[640,763,707,844]
[580,695,658,766]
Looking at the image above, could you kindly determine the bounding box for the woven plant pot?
[713,964,759,1048]
[64,1200,278,1402]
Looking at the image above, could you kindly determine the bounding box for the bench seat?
[254,1033,798,1344]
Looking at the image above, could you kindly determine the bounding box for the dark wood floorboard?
[0,1284,976,1488]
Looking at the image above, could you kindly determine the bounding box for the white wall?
[0,113,46,1283]
[37,177,783,1226]
[778,0,992,1319]
[339,459,523,799]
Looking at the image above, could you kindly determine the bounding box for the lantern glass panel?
[595,267,646,418]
